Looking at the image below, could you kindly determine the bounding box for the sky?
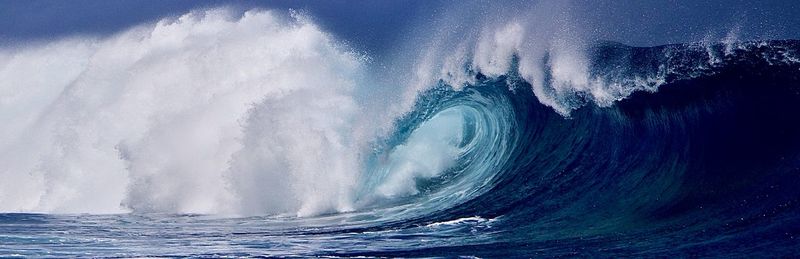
[1,0,799,51]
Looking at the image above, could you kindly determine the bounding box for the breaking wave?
[2,5,800,256]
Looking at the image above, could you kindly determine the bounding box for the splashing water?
[2,3,800,257]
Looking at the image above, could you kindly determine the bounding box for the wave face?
[2,6,800,257]
[320,40,800,257]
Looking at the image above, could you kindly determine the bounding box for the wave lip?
[318,39,800,256]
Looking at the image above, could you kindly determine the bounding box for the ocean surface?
[1,5,800,257]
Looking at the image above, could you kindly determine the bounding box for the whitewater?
[2,2,800,257]
[1,9,370,216]
[0,5,602,216]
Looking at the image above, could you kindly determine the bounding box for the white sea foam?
[395,1,606,116]
[0,9,368,216]
[425,216,494,228]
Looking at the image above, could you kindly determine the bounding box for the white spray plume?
[0,8,368,216]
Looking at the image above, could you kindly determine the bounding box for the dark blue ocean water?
[0,213,499,257]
